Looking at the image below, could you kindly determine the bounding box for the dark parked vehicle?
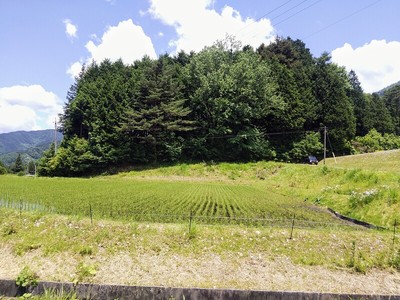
[307,155,318,165]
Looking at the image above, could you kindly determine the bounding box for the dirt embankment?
[1,245,399,295]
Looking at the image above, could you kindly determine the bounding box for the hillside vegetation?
[36,36,400,177]
[1,151,400,294]
[0,129,62,166]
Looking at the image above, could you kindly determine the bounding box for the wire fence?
[0,197,376,231]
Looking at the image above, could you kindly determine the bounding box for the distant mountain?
[0,129,63,166]
[375,80,400,96]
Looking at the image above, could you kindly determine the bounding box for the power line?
[235,0,295,34]
[273,0,324,27]
[233,0,325,43]
[270,0,313,22]
[302,0,383,41]
[234,0,320,38]
[206,128,322,140]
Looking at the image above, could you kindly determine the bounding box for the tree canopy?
[38,37,400,176]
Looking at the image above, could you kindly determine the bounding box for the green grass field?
[1,151,400,227]
[0,173,339,227]
[1,152,400,293]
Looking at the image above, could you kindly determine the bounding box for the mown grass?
[324,149,400,172]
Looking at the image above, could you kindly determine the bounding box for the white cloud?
[67,19,156,79]
[0,85,63,133]
[85,19,156,64]
[63,19,78,39]
[331,40,400,93]
[67,61,83,79]
[148,0,275,53]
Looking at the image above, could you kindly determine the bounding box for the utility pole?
[323,126,327,165]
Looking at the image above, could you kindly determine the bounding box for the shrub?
[352,129,400,154]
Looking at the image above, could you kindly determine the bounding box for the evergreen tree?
[384,85,400,134]
[27,161,36,175]
[257,37,318,158]
[312,53,355,154]
[37,143,56,176]
[184,41,282,161]
[364,93,394,134]
[347,70,367,136]
[121,55,194,163]
[13,154,24,173]
[40,36,391,177]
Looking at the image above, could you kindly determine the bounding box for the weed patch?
[16,266,39,288]
[74,262,97,284]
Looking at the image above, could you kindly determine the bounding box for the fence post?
[189,210,193,234]
[289,214,295,239]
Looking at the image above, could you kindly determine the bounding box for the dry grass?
[1,210,400,295]
[1,245,400,295]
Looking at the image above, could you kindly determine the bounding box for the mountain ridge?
[375,80,400,95]
[0,129,63,166]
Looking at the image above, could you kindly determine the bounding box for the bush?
[289,132,323,163]
[352,129,400,154]
[0,160,7,174]
[0,166,7,175]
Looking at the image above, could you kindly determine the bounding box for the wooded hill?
[0,129,62,167]
[38,37,400,176]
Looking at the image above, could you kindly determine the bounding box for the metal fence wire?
[0,198,372,231]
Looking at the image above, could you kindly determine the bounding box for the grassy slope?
[117,152,400,227]
[1,208,399,294]
[1,151,400,294]
[1,151,399,226]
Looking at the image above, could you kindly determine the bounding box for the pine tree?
[121,55,194,163]
[312,53,355,154]
[348,70,367,136]
[384,85,400,134]
[13,154,24,173]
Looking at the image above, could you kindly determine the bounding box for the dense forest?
[38,37,400,176]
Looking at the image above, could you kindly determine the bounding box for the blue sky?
[0,0,399,133]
